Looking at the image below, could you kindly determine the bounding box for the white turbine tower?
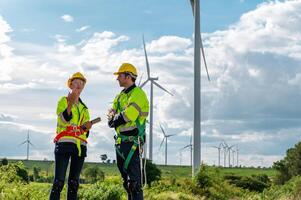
[227,145,235,167]
[140,35,173,161]
[236,145,239,167]
[158,124,176,166]
[222,140,228,167]
[231,148,236,167]
[18,130,35,160]
[189,0,211,176]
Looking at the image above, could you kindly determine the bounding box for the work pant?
[49,143,85,200]
[116,142,143,200]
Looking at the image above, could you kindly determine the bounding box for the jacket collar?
[79,97,88,108]
[123,83,136,94]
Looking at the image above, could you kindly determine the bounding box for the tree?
[100,154,107,163]
[1,158,8,165]
[273,141,301,184]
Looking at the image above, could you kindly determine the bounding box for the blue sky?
[1,0,300,167]
[0,0,265,45]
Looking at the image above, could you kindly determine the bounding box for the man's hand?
[67,89,80,105]
[82,121,92,131]
[66,89,80,115]
[107,108,116,121]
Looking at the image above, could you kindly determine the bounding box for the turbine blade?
[166,134,176,137]
[190,0,195,17]
[140,79,150,88]
[153,81,173,96]
[142,35,151,78]
[29,141,35,147]
[18,141,27,146]
[182,144,190,150]
[200,34,210,81]
[159,123,166,136]
[138,73,144,87]
[159,138,165,151]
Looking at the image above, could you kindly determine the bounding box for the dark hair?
[124,73,136,82]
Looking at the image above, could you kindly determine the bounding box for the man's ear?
[125,75,131,80]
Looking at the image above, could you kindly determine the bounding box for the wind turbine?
[222,140,228,167]
[140,35,173,161]
[181,135,193,166]
[189,0,211,176]
[227,145,235,167]
[18,130,35,160]
[179,150,183,166]
[236,145,239,167]
[158,124,176,166]
[212,141,223,167]
[231,148,236,167]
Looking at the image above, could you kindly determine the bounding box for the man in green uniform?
[108,63,149,200]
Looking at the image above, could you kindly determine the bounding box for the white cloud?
[76,26,90,32]
[61,14,74,22]
[0,15,13,57]
[147,36,192,53]
[53,34,68,43]
[39,113,56,120]
[20,28,35,33]
[0,113,17,122]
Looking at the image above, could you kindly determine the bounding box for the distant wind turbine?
[227,145,235,167]
[236,145,239,167]
[222,140,228,167]
[158,124,176,166]
[231,148,236,167]
[140,35,173,161]
[212,141,223,167]
[181,134,193,166]
[179,150,183,166]
[18,130,35,160]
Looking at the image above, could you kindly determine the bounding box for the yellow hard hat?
[67,72,87,88]
[113,63,138,78]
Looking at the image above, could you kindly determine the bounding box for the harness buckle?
[71,126,81,136]
[128,136,134,142]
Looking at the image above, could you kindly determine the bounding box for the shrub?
[33,166,41,181]
[224,173,271,192]
[144,159,161,186]
[84,166,105,183]
[79,180,124,200]
[193,164,245,199]
[0,162,29,183]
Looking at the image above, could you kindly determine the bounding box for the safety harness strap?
[53,126,87,143]
[115,119,146,171]
[115,92,146,171]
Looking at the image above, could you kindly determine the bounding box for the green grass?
[7,159,277,179]
[219,167,277,177]
[156,165,192,179]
